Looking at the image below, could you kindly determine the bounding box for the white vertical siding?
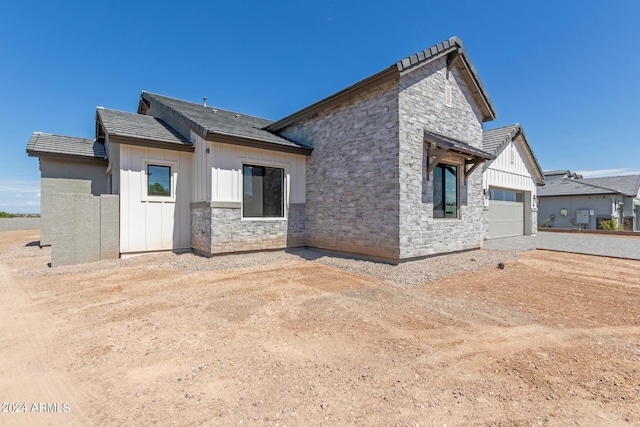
[483,138,537,197]
[207,140,306,204]
[119,144,193,253]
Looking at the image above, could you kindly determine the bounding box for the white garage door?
[488,189,524,239]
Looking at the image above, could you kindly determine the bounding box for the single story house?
[482,124,544,239]
[543,170,583,181]
[27,36,543,264]
[538,175,640,231]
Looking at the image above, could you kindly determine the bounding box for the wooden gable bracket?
[426,146,448,180]
[464,157,485,182]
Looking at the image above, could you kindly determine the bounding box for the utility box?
[576,209,590,224]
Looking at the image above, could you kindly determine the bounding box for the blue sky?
[2,0,640,213]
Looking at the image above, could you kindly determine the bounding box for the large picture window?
[433,163,458,218]
[243,164,285,218]
[147,165,171,197]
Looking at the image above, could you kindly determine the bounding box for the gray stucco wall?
[538,195,616,230]
[398,57,486,258]
[50,193,119,267]
[40,157,108,246]
[191,202,306,255]
[279,79,401,261]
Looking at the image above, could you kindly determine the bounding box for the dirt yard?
[1,230,639,426]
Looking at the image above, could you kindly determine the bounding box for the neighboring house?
[538,175,640,231]
[482,124,545,239]
[27,36,503,264]
[543,170,583,181]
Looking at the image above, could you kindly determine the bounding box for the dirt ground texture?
[1,230,639,426]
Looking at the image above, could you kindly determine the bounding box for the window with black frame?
[243,164,285,218]
[433,163,458,218]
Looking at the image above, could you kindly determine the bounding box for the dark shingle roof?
[543,170,583,180]
[140,92,310,152]
[97,108,192,149]
[26,133,106,160]
[267,36,496,132]
[538,175,640,197]
[579,175,640,197]
[538,179,616,197]
[482,123,544,184]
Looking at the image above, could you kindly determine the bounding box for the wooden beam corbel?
[446,49,460,71]
[426,151,448,180]
[464,159,484,180]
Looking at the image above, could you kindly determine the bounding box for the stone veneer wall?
[191,202,305,255]
[279,79,401,261]
[398,57,487,258]
[531,209,538,235]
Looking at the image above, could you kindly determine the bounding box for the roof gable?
[96,107,194,152]
[26,132,107,161]
[138,92,312,155]
[483,124,544,185]
[267,36,495,132]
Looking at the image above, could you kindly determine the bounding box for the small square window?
[147,165,171,197]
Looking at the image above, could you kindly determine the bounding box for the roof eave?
[109,134,195,153]
[268,37,496,131]
[266,67,398,132]
[456,51,496,122]
[26,150,107,162]
[206,131,313,156]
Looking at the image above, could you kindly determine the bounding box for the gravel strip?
[0,244,48,260]
[20,246,519,287]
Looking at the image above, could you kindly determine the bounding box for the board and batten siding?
[119,144,192,253]
[483,136,537,201]
[191,133,306,204]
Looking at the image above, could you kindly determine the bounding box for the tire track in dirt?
[0,261,91,427]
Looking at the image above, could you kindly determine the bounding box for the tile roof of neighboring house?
[26,132,107,160]
[543,170,571,176]
[578,175,640,197]
[267,36,496,132]
[543,170,583,180]
[538,175,640,197]
[482,123,544,185]
[139,92,312,154]
[96,107,194,151]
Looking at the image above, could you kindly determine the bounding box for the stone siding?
[280,79,401,260]
[191,202,305,254]
[190,202,212,254]
[398,57,486,258]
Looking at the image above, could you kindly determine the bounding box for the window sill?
[143,197,176,203]
[241,217,288,221]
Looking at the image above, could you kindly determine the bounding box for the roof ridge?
[143,91,274,122]
[574,178,621,193]
[483,123,520,132]
[32,132,95,141]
